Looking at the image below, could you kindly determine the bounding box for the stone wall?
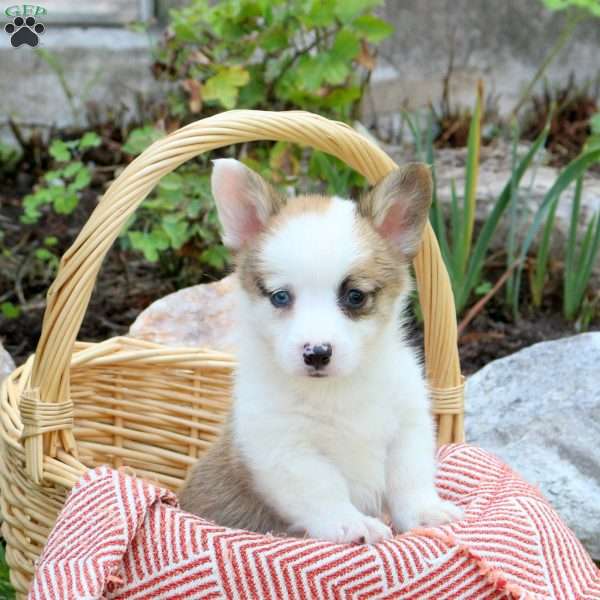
[0,0,599,136]
[366,0,600,126]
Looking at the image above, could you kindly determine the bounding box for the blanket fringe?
[411,528,535,600]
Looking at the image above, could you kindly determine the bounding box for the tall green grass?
[406,88,599,324]
[425,88,551,315]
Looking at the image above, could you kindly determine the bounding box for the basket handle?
[26,110,463,482]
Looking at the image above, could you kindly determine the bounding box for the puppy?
[178,158,462,543]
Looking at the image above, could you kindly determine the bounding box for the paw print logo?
[4,16,45,48]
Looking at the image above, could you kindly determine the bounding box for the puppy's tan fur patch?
[179,421,289,534]
[331,214,408,321]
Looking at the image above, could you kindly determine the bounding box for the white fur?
[212,160,462,542]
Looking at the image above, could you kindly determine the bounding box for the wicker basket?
[0,110,464,598]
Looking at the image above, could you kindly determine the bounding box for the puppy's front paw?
[304,508,392,544]
[392,496,463,532]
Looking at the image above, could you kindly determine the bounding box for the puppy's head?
[211,158,431,379]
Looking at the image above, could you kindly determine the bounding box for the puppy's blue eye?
[270,289,292,308]
[345,289,366,308]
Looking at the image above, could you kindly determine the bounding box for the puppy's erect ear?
[211,158,283,250]
[359,163,432,259]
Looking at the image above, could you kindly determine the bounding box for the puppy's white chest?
[302,402,394,515]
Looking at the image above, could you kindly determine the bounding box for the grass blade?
[563,176,583,317]
[571,213,600,319]
[531,191,559,307]
[460,80,483,275]
[429,163,451,267]
[505,124,521,303]
[402,110,423,160]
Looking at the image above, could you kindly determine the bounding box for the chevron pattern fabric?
[30,444,600,599]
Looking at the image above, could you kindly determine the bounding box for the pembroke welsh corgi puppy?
[179,158,462,543]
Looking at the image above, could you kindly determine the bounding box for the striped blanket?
[30,444,600,599]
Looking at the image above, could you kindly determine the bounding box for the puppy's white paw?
[304,508,392,544]
[392,496,463,532]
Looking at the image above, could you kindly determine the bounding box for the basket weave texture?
[0,110,464,598]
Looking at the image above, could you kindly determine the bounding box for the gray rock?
[128,275,237,353]
[0,343,15,383]
[465,333,600,560]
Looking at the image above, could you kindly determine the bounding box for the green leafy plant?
[120,127,230,272]
[154,0,392,121]
[117,0,391,270]
[1,301,21,319]
[21,132,101,224]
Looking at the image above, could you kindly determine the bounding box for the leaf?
[352,14,394,42]
[69,167,92,191]
[35,248,54,261]
[78,131,102,150]
[44,235,58,246]
[1,301,20,319]
[335,0,382,23]
[305,1,337,26]
[122,126,164,155]
[53,191,79,214]
[158,173,184,193]
[62,161,84,179]
[128,230,170,262]
[186,198,202,219]
[199,245,230,270]
[21,193,46,223]
[162,216,190,249]
[261,26,288,51]
[541,0,600,16]
[49,140,71,162]
[43,170,63,184]
[330,30,361,63]
[320,86,362,110]
[322,59,350,85]
[203,66,250,109]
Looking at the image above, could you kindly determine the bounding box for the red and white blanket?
[30,444,600,599]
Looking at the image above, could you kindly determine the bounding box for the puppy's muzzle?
[303,343,333,370]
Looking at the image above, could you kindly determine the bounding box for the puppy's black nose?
[303,343,332,369]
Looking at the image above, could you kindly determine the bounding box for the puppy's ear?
[211,158,283,250]
[359,163,432,259]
